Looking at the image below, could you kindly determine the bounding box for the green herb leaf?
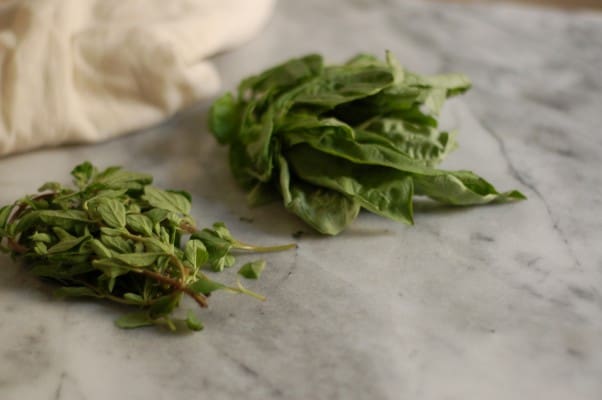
[113,253,161,267]
[185,310,204,331]
[184,239,208,269]
[123,293,146,304]
[71,161,97,188]
[100,235,132,254]
[209,92,240,145]
[96,198,127,228]
[149,294,180,319]
[55,286,100,299]
[89,238,112,258]
[278,154,360,235]
[37,181,63,193]
[209,51,524,234]
[47,235,88,254]
[143,186,191,215]
[189,278,226,295]
[0,205,12,229]
[1,161,293,332]
[126,214,154,236]
[93,166,153,191]
[29,232,52,243]
[115,312,155,329]
[238,260,266,279]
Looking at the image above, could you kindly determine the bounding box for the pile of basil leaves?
[210,52,524,235]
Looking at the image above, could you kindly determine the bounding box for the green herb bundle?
[0,162,294,331]
[209,52,525,235]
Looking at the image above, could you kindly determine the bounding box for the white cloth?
[0,0,274,156]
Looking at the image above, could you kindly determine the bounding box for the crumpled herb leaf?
[0,162,296,332]
[209,51,526,235]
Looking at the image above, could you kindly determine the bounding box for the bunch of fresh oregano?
[0,162,294,331]
[209,51,525,234]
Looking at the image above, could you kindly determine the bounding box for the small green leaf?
[0,205,12,229]
[123,293,146,304]
[37,181,63,193]
[71,161,97,188]
[55,286,100,299]
[36,210,91,230]
[191,230,232,262]
[52,226,76,241]
[149,294,180,319]
[93,166,153,191]
[184,239,208,269]
[115,312,155,329]
[188,278,226,295]
[238,260,266,279]
[33,241,48,255]
[30,232,52,243]
[89,238,112,258]
[142,237,173,254]
[185,311,204,331]
[144,208,170,224]
[96,198,127,228]
[92,259,130,278]
[212,222,234,242]
[113,253,161,267]
[100,234,133,254]
[211,254,236,272]
[47,235,88,254]
[142,186,191,215]
[126,214,154,236]
[100,227,127,236]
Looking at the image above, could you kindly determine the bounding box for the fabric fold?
[0,0,275,156]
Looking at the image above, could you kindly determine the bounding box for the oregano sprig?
[0,161,295,331]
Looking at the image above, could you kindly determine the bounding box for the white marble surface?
[1,1,601,399]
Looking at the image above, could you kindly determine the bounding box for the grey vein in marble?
[1,1,601,399]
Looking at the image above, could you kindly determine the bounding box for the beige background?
[439,0,602,10]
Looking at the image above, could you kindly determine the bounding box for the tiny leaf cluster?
[0,162,294,331]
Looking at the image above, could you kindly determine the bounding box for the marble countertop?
[1,1,601,399]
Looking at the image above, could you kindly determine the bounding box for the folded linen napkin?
[0,0,274,156]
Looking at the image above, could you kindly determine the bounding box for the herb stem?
[232,240,297,253]
[134,269,208,308]
[6,238,27,254]
[75,280,154,306]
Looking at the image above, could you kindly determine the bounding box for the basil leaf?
[209,92,240,145]
[278,154,360,235]
[287,144,414,224]
[414,171,526,205]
